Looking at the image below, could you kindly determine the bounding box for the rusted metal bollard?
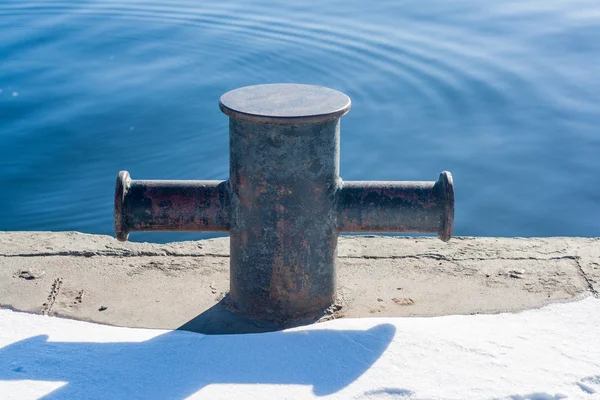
[115,84,454,323]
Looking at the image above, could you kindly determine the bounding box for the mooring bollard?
[115,84,454,323]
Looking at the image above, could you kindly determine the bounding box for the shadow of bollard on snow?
[0,323,396,399]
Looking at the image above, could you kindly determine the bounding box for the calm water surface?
[1,0,599,242]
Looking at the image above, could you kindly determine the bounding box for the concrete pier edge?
[1,232,598,333]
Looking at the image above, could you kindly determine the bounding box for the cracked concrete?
[0,232,598,331]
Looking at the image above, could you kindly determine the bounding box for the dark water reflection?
[1,0,599,242]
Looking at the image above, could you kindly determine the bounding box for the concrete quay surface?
[0,232,598,333]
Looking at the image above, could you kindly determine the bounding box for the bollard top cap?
[219,84,351,125]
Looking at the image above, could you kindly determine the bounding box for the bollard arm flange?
[437,171,454,242]
[115,171,132,241]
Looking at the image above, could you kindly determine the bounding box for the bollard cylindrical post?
[219,84,351,320]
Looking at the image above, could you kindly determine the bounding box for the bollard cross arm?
[114,171,230,241]
[338,171,454,241]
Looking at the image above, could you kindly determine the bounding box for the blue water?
[1,0,599,243]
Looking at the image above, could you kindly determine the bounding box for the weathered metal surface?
[114,83,455,326]
[338,172,454,241]
[228,118,340,320]
[219,83,351,125]
[114,171,229,242]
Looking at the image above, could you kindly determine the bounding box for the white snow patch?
[1,297,600,399]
